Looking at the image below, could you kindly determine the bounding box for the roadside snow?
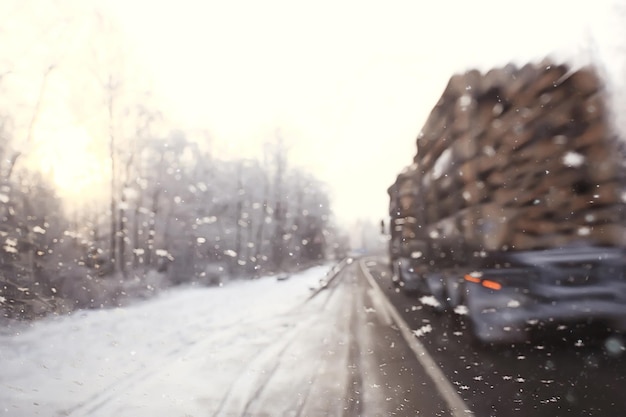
[0,263,335,417]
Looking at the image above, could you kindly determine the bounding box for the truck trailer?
[388,61,626,344]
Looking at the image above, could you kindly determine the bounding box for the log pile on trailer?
[389,61,626,258]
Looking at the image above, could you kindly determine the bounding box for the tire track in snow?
[284,264,356,417]
[56,309,216,417]
[57,315,265,417]
[210,265,350,417]
[58,270,338,417]
[270,264,354,417]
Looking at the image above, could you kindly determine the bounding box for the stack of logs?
[390,61,626,252]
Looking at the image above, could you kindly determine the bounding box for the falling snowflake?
[454,305,468,315]
[540,397,560,404]
[412,324,433,337]
[604,336,625,356]
[3,245,17,254]
[419,296,441,308]
[458,94,472,107]
[562,151,585,167]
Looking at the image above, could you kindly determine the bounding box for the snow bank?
[0,263,335,416]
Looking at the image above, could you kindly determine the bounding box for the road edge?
[306,257,353,301]
[358,258,474,417]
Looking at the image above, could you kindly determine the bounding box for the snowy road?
[0,260,453,417]
[5,257,626,416]
[1,263,339,416]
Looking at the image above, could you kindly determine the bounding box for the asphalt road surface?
[206,258,456,417]
[204,256,626,416]
[360,255,626,417]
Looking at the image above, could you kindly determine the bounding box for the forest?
[0,2,348,320]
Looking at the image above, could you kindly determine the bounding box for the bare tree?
[5,64,56,181]
[270,133,288,270]
[234,161,244,272]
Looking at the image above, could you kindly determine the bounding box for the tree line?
[0,120,337,320]
[0,2,347,320]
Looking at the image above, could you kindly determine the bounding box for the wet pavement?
[364,256,626,417]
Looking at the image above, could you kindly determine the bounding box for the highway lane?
[360,256,626,417]
[196,258,459,417]
[51,259,458,417]
[201,258,459,417]
[337,260,454,417]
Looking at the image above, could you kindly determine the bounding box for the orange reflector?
[482,280,502,290]
[464,274,481,283]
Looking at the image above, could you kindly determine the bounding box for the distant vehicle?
[348,248,367,258]
[387,62,626,344]
[276,272,290,281]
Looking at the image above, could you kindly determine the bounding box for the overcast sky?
[105,0,626,224]
[8,0,624,225]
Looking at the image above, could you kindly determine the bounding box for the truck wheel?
[458,285,491,348]
[391,260,402,287]
[424,272,447,313]
[444,275,462,309]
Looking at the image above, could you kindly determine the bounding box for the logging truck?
[388,61,626,344]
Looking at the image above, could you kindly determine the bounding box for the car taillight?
[464,274,481,283]
[464,273,502,290]
[481,279,502,290]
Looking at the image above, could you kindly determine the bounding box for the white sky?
[7,0,624,225]
[102,0,624,224]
